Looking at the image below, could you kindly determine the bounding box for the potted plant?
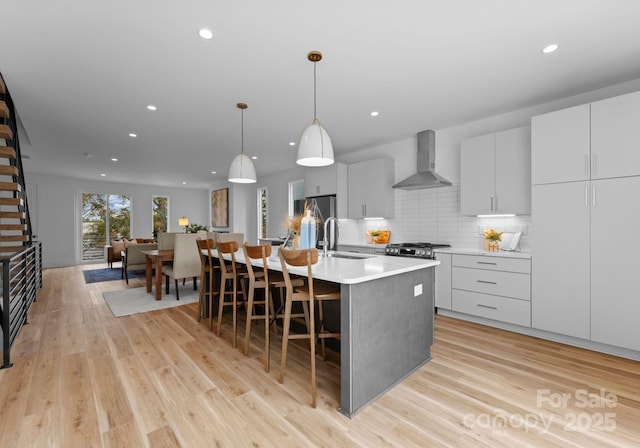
[483,228,503,251]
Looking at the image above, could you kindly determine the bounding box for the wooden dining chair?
[196,238,217,323]
[216,240,248,347]
[278,247,341,408]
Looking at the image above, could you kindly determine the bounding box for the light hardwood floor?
[0,264,639,447]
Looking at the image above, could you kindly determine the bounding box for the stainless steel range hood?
[392,129,452,189]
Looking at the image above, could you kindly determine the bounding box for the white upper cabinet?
[460,126,531,215]
[347,157,394,219]
[531,104,590,185]
[532,91,640,185]
[591,90,640,179]
[304,162,347,197]
[460,134,495,215]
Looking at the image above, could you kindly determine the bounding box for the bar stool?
[196,238,217,324]
[278,247,341,408]
[216,240,248,347]
[242,243,303,371]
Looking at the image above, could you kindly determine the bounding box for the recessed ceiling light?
[251,156,258,160]
[370,111,380,117]
[146,105,157,111]
[129,133,137,138]
[542,44,558,54]
[198,28,214,40]
[211,171,217,174]
[182,181,187,185]
[100,173,106,177]
[289,142,296,147]
[111,158,118,162]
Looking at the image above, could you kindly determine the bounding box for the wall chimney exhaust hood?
[392,129,452,190]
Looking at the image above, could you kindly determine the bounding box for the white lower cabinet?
[435,253,451,309]
[451,254,531,327]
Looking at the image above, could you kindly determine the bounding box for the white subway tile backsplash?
[341,183,532,253]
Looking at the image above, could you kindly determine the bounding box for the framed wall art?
[210,188,229,228]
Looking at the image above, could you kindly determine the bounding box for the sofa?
[105,238,154,268]
[122,242,158,283]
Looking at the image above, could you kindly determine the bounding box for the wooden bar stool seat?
[242,243,303,371]
[278,247,341,408]
[216,240,248,347]
[196,238,218,323]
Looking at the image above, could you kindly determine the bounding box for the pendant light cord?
[313,61,317,120]
[241,107,244,155]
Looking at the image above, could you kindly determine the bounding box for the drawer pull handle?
[477,280,497,285]
[477,304,498,310]
[477,261,497,265]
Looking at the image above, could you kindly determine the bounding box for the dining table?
[141,249,174,300]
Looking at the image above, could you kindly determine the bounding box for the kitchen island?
[223,249,439,417]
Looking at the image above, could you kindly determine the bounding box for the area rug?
[102,284,199,317]
[83,268,144,284]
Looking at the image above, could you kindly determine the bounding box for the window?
[257,187,268,239]
[82,193,130,262]
[152,196,168,238]
[288,179,305,216]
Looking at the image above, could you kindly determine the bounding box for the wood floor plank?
[88,355,135,432]
[61,352,102,447]
[0,265,638,447]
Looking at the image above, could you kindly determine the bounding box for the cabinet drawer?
[452,266,530,300]
[452,254,530,273]
[452,289,531,327]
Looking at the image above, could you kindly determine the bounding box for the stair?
[0,124,13,140]
[0,100,9,119]
[0,181,20,191]
[0,146,16,158]
[0,73,32,256]
[0,165,19,176]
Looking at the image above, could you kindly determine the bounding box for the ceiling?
[2,1,640,189]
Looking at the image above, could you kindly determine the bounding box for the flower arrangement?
[281,202,323,248]
[185,223,208,233]
[484,228,503,251]
[484,228,503,242]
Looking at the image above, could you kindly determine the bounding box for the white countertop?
[434,247,532,259]
[212,249,439,285]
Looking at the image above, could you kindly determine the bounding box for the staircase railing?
[1,241,41,368]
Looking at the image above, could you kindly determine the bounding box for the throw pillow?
[110,239,125,254]
[124,239,137,248]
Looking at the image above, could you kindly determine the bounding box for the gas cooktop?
[384,242,450,259]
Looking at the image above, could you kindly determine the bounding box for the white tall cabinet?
[590,177,640,351]
[531,90,640,351]
[460,126,531,215]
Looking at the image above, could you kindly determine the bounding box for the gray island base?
[339,266,435,417]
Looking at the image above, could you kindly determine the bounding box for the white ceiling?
[2,0,640,189]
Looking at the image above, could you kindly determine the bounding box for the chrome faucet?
[323,216,339,257]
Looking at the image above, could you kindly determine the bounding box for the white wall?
[26,172,210,268]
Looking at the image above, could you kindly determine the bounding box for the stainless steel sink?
[326,252,374,260]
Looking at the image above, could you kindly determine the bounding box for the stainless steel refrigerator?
[294,195,338,251]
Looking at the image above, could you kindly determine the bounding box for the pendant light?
[228,102,257,183]
[296,51,334,167]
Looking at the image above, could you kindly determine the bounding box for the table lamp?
[178,217,189,233]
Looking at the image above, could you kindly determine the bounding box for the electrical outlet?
[414,284,423,297]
